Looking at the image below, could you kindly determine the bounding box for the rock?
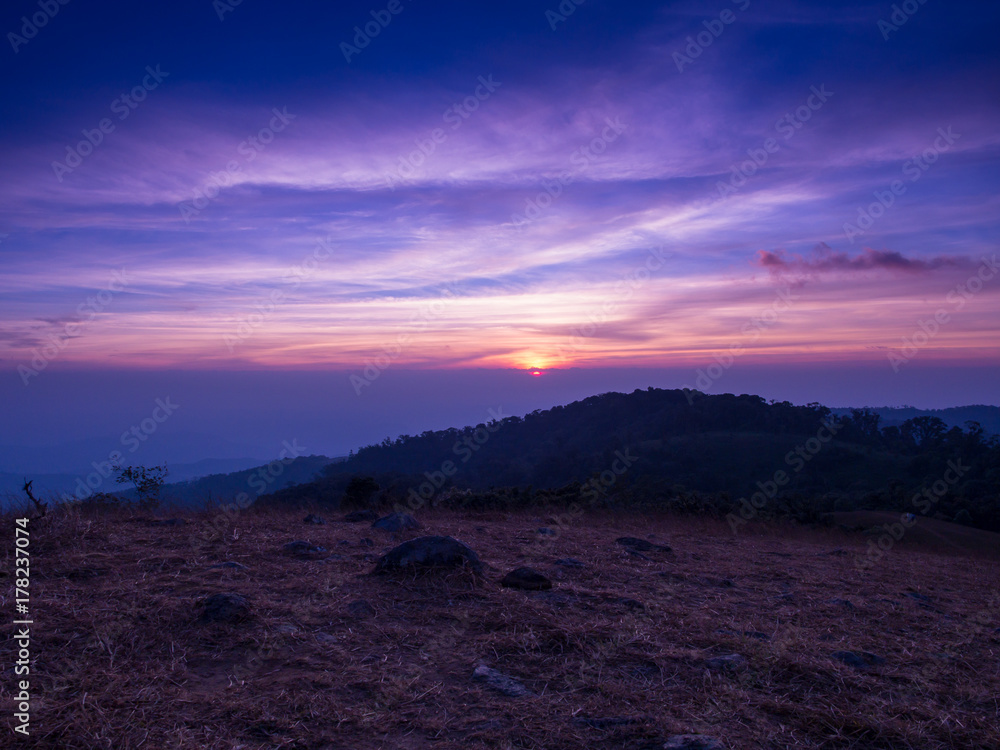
[663,736,723,750]
[828,598,855,609]
[572,716,642,729]
[315,632,338,645]
[372,512,423,532]
[500,567,552,591]
[359,538,374,547]
[198,593,251,624]
[905,592,932,602]
[616,537,671,553]
[303,514,326,525]
[344,509,379,523]
[472,664,532,697]
[554,558,585,568]
[374,536,484,575]
[831,650,884,669]
[536,527,556,536]
[282,540,327,558]
[208,562,247,571]
[319,554,344,562]
[347,599,376,618]
[705,653,747,672]
[273,623,299,635]
[716,628,770,641]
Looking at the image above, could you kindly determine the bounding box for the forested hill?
[261,388,1000,530]
[830,405,1000,435]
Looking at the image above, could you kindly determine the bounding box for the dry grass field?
[3,505,999,749]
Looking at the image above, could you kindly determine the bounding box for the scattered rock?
[315,632,338,645]
[776,593,795,603]
[501,567,552,591]
[828,598,855,610]
[374,536,484,575]
[554,558,585,568]
[717,578,735,588]
[359,538,374,547]
[906,592,932,603]
[472,664,532,697]
[372,512,423,532]
[282,540,327,559]
[344,509,379,523]
[663,736,723,750]
[826,548,848,556]
[705,653,747,672]
[198,593,251,624]
[616,537,671,553]
[303,514,326,525]
[347,599,376,618]
[536,527,556,536]
[831,650,885,669]
[572,716,642,729]
[319,554,344,562]
[273,623,299,635]
[208,562,247,571]
[338,539,351,546]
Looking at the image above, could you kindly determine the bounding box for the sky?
[1,0,998,474]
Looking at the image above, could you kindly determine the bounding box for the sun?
[531,370,543,377]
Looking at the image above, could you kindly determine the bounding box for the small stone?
[208,562,247,570]
[344,509,379,523]
[828,598,856,609]
[273,623,299,635]
[705,653,747,672]
[372,512,423,532]
[198,593,251,624]
[472,664,532,697]
[663,735,723,750]
[501,567,552,591]
[554,558,585,568]
[831,650,885,669]
[347,599,376,618]
[616,537,671,553]
[616,598,644,610]
[906,592,932,603]
[536,527,556,536]
[359,538,374,547]
[303,514,326,525]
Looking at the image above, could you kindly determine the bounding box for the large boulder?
[373,535,483,574]
[372,512,423,532]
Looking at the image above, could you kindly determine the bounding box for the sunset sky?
[1,0,998,469]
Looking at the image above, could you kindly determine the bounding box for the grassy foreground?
[2,506,999,749]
